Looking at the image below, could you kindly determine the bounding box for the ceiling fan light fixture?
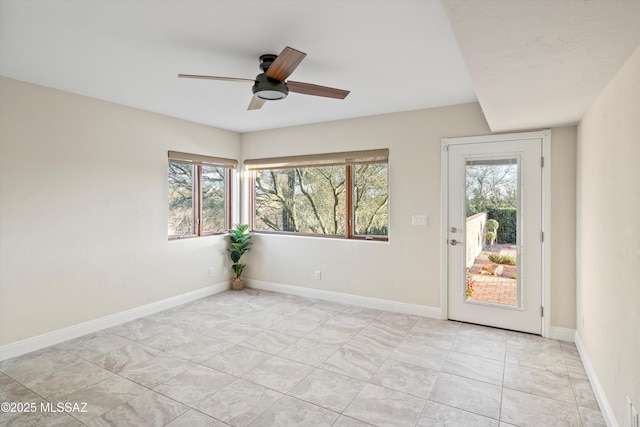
[253,73,288,100]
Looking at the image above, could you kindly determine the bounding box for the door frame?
[440,130,551,337]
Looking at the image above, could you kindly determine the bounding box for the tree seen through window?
[254,163,388,239]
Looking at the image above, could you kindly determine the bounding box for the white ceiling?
[443,0,640,132]
[1,0,638,133]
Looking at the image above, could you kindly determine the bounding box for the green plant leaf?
[233,263,246,277]
[486,219,499,231]
[230,250,242,263]
[488,254,516,265]
[227,224,252,271]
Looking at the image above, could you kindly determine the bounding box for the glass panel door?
[464,157,520,308]
[447,137,543,334]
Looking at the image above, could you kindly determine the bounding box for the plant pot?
[232,277,244,290]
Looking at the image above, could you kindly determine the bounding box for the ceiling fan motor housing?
[258,54,278,72]
[253,73,289,100]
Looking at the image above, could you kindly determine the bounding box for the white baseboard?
[549,326,576,342]
[246,279,443,319]
[0,281,230,362]
[575,332,618,427]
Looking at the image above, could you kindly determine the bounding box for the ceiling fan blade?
[265,46,307,81]
[248,96,266,110]
[287,81,350,99]
[178,74,254,83]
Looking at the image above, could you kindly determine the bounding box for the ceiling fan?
[178,46,350,110]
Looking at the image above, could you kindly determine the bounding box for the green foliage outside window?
[353,163,389,236]
[201,165,226,233]
[168,162,195,236]
[254,163,388,238]
[466,162,517,244]
[487,206,516,244]
[168,161,227,238]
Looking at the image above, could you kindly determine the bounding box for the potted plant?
[484,231,497,246]
[227,224,252,290]
[485,219,499,245]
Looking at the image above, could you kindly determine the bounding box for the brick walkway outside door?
[467,245,517,307]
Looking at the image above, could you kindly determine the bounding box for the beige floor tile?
[389,340,448,371]
[370,358,438,398]
[238,329,298,354]
[579,406,607,426]
[1,290,605,427]
[242,356,313,393]
[165,409,230,426]
[501,388,582,426]
[195,379,282,427]
[277,337,340,366]
[451,333,506,361]
[417,401,498,427]
[154,365,235,406]
[249,395,339,426]
[442,350,505,385]
[88,390,189,427]
[288,368,365,412]
[429,372,502,420]
[321,342,386,381]
[201,344,271,376]
[60,375,148,423]
[503,362,575,404]
[344,383,425,427]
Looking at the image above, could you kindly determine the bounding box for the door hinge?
[541,231,544,242]
[541,156,545,167]
[540,306,544,317]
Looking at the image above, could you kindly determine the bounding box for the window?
[167,151,236,239]
[246,149,389,240]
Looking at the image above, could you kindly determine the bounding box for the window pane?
[353,163,389,236]
[201,165,226,233]
[254,166,346,235]
[168,161,195,236]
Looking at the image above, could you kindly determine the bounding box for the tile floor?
[0,289,605,426]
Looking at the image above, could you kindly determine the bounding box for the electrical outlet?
[315,270,321,280]
[209,267,215,277]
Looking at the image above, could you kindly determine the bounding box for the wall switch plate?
[412,215,428,226]
[315,271,321,280]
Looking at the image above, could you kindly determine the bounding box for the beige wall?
[577,45,640,426]
[0,77,240,346]
[550,126,578,329]
[241,105,578,330]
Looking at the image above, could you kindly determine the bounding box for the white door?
[446,136,543,334]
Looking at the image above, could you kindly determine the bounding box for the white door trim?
[440,130,551,337]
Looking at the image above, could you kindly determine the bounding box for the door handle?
[449,239,462,246]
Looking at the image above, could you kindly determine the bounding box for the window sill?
[251,230,388,242]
